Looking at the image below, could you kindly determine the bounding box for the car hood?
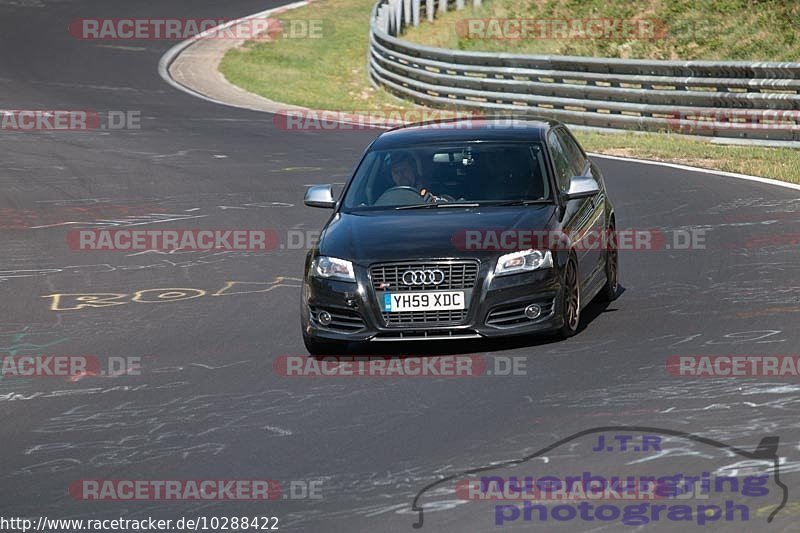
[319,205,557,263]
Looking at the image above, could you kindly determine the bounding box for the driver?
[390,152,421,188]
[386,153,451,203]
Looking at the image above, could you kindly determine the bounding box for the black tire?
[302,332,347,356]
[556,257,580,339]
[599,223,619,302]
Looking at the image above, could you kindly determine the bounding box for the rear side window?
[555,127,588,176]
[546,131,572,193]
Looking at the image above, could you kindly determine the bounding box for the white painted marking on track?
[589,153,800,192]
[157,1,310,108]
[264,425,293,437]
[96,44,146,52]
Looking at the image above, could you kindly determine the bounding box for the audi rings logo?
[402,269,445,286]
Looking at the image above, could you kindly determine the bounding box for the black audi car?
[301,117,617,354]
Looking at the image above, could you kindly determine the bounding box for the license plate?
[383,291,466,312]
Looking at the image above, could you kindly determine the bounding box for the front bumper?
[302,260,564,342]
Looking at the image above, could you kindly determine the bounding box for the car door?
[548,127,605,288]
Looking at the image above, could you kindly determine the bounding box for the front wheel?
[302,332,348,356]
[556,258,580,339]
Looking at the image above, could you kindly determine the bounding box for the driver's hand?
[419,188,453,203]
[419,188,436,203]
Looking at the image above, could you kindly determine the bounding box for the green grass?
[220,0,409,111]
[219,0,800,184]
[402,0,800,61]
[574,131,800,184]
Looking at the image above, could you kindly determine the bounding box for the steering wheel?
[374,186,424,206]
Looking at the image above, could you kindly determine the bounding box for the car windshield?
[341,142,551,211]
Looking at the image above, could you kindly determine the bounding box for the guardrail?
[368,0,800,143]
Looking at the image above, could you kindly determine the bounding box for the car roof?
[371,116,559,150]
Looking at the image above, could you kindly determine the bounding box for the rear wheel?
[599,223,619,301]
[556,258,580,339]
[302,331,347,356]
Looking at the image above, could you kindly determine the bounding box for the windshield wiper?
[395,202,480,210]
[488,199,552,206]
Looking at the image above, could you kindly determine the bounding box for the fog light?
[318,310,332,326]
[524,304,541,320]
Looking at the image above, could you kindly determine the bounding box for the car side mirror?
[564,176,600,201]
[304,184,336,208]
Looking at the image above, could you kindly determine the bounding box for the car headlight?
[311,256,355,282]
[494,249,553,276]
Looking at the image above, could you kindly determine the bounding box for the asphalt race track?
[1,1,800,532]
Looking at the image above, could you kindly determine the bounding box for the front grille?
[485,298,556,328]
[370,260,479,327]
[372,329,481,341]
[370,260,479,292]
[383,309,468,326]
[310,306,366,333]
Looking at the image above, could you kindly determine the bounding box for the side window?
[546,131,572,193]
[555,127,588,176]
